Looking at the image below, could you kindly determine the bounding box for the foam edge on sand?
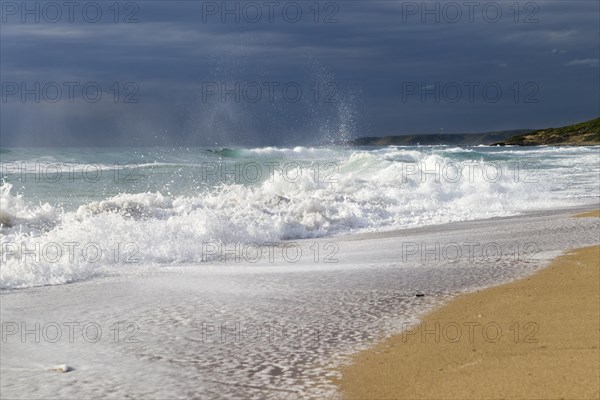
[574,210,600,218]
[337,245,600,399]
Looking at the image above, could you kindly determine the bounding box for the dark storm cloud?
[1,0,598,146]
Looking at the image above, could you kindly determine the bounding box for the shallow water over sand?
[1,209,598,399]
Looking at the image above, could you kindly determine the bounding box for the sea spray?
[1,145,598,288]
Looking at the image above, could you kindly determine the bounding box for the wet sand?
[2,208,598,399]
[339,244,600,399]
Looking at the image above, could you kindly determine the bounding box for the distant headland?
[349,117,600,146]
[493,117,600,146]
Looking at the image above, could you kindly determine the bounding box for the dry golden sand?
[575,210,600,218]
[338,244,600,399]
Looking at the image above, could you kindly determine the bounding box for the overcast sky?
[1,0,598,146]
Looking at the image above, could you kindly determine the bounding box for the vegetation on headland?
[349,118,600,146]
[493,117,600,146]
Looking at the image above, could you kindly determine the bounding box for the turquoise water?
[2,145,598,207]
[1,145,598,287]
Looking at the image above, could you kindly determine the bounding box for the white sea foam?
[1,145,598,288]
[234,146,341,159]
[0,183,56,233]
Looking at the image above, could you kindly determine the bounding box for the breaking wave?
[1,145,598,288]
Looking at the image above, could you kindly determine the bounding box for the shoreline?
[3,204,597,292]
[575,210,600,218]
[338,223,599,399]
[1,208,598,399]
[336,203,599,242]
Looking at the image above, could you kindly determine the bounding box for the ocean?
[1,145,599,289]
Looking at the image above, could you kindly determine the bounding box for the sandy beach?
[339,213,599,399]
[576,210,600,218]
[2,208,599,399]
